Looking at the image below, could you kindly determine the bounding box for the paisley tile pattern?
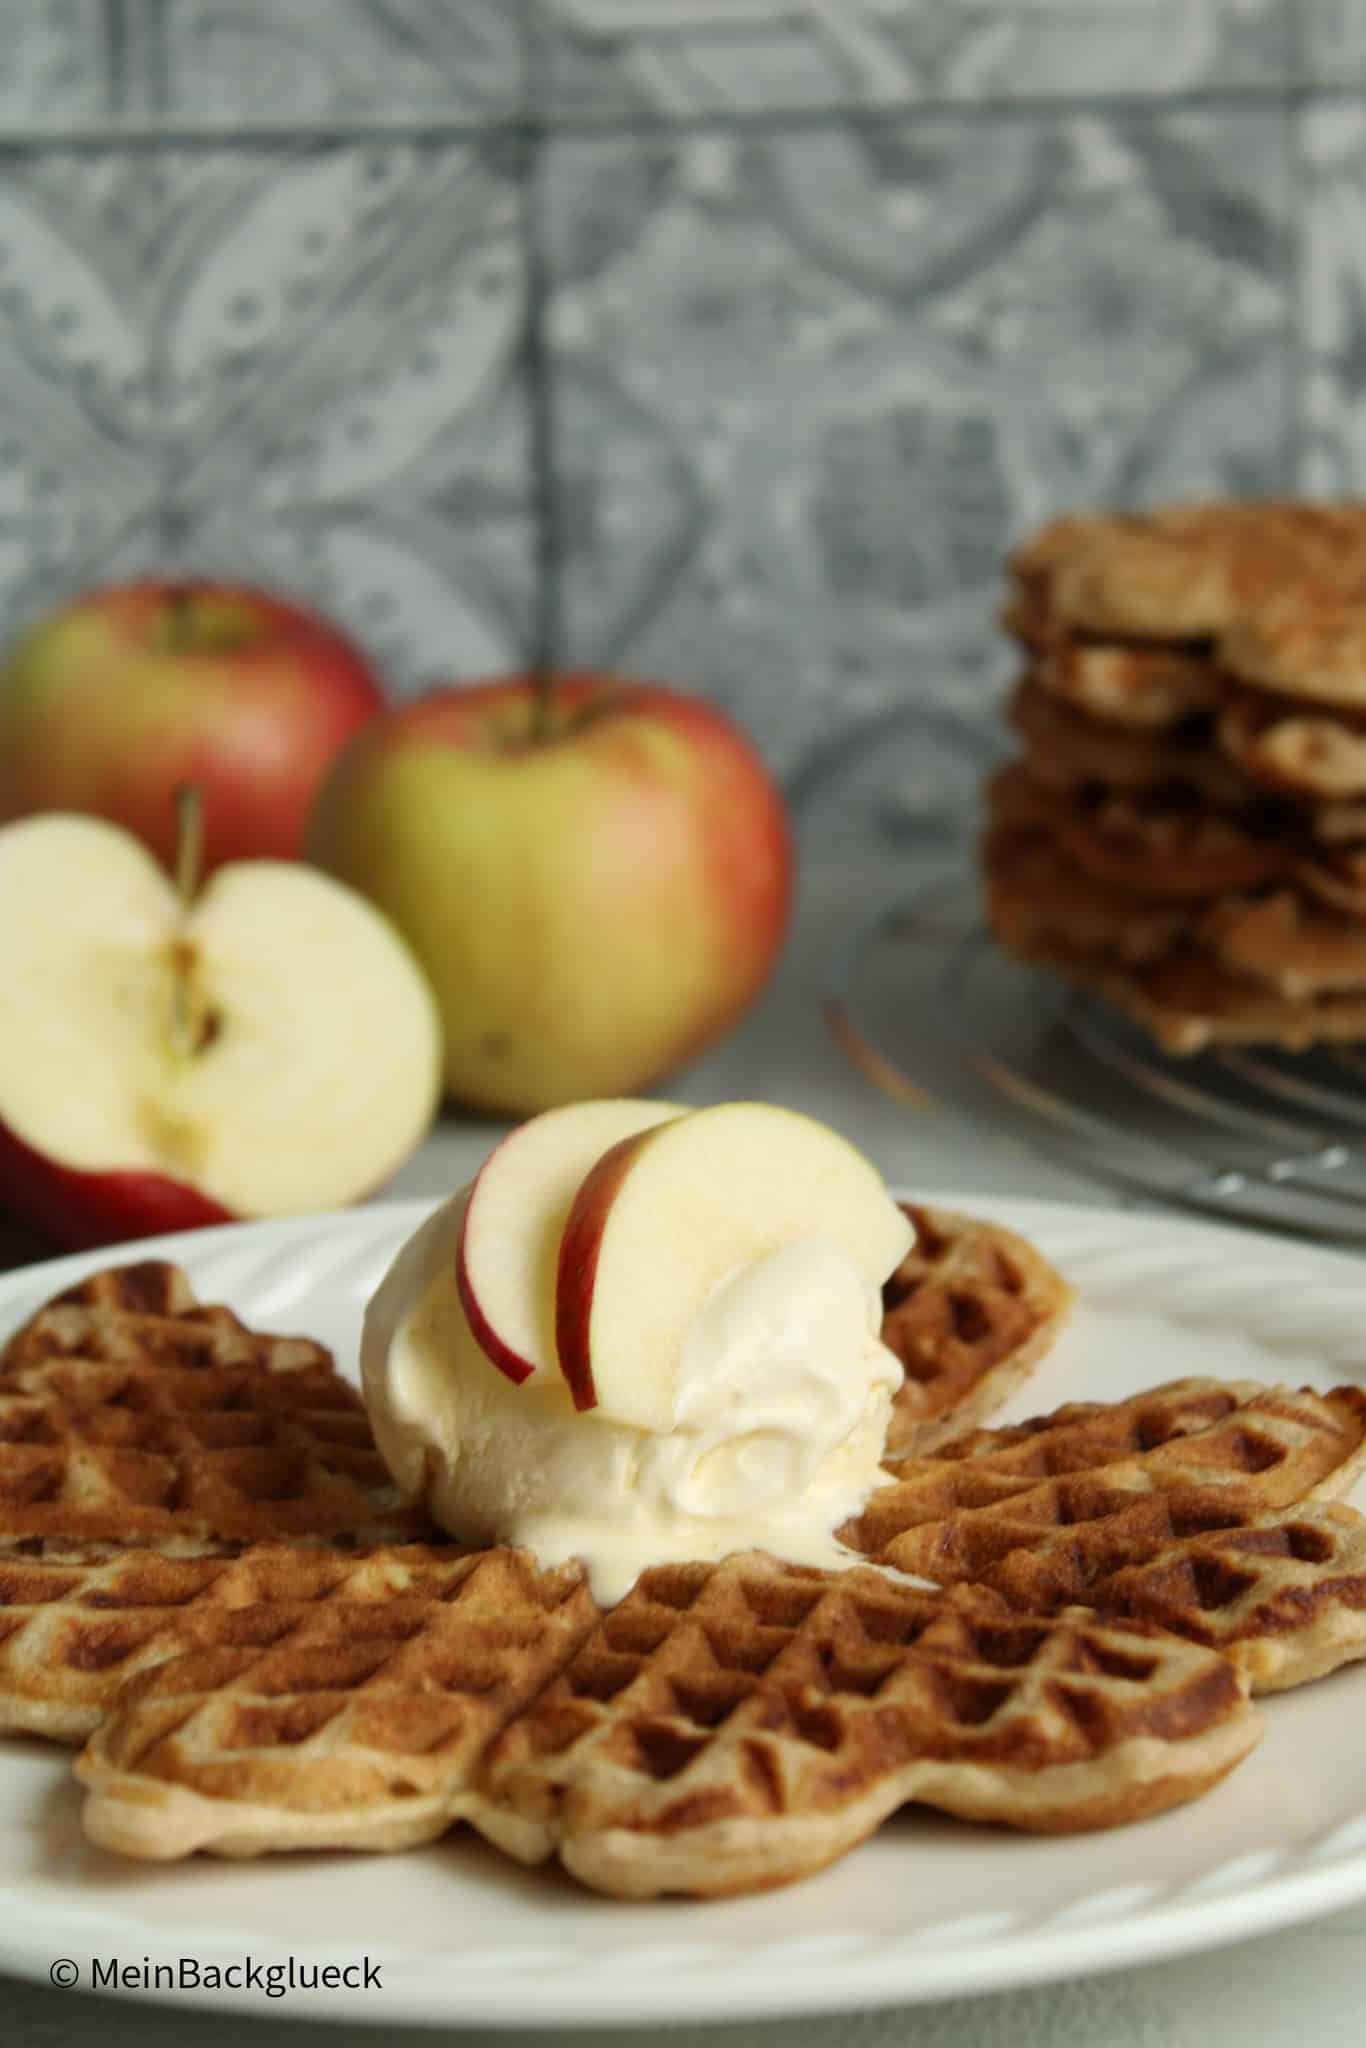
[0,0,1344,858]
[0,0,115,127]
[0,139,534,689]
[1303,0,1366,83]
[1302,102,1366,492]
[541,114,1291,786]
[534,0,1294,120]
[155,0,528,128]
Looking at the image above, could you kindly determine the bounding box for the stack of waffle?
[986,501,1366,1053]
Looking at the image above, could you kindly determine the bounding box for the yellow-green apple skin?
[0,581,384,872]
[306,676,794,1113]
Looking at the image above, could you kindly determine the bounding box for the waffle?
[61,1365,1366,1884]
[984,827,1195,965]
[1309,798,1366,844]
[73,1543,597,1858]
[1199,890,1366,998]
[0,1264,1359,1899]
[987,503,1366,1051]
[471,1556,1258,1898]
[1218,688,1366,800]
[986,766,1294,902]
[880,1204,1072,1455]
[1011,503,1366,641]
[1009,678,1243,803]
[0,1260,330,1379]
[1221,589,1366,710]
[0,1262,426,1550]
[844,1377,1366,1692]
[1051,787,1296,900]
[1028,641,1225,732]
[1011,936,1366,1054]
[1299,843,1366,916]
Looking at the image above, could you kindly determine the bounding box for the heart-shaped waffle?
[880,1204,1072,1455]
[0,1262,427,1549]
[472,1557,1257,1898]
[843,1378,1366,1693]
[71,1543,596,1859]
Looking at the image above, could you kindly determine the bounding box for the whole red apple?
[306,675,794,1114]
[0,581,384,871]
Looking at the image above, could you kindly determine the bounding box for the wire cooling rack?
[825,876,1366,1245]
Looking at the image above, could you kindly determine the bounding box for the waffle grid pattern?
[475,1555,1255,1897]
[879,1205,1072,1455]
[0,1263,424,1547]
[2,1244,1366,1899]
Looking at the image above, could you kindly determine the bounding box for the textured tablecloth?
[1,860,1362,2040]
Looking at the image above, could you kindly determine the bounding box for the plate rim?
[1,1191,1366,2026]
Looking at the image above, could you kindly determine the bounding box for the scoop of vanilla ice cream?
[361,1190,906,1606]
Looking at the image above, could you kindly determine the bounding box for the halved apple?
[0,813,442,1247]
[555,1102,913,1426]
[456,1098,685,1384]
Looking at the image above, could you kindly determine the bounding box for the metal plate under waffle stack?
[828,877,1366,1245]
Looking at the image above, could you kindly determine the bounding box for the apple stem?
[173,785,204,910]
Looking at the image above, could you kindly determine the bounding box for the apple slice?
[456,1098,686,1384]
[0,813,442,1244]
[555,1102,914,1426]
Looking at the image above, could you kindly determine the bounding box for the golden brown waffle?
[1009,936,1366,1054]
[0,1260,331,1379]
[845,1377,1366,1692]
[60,1369,1366,1886]
[0,1262,1359,1900]
[0,1262,427,1550]
[1299,843,1366,916]
[985,766,1295,902]
[1221,589,1366,709]
[1011,503,1366,641]
[1051,787,1296,900]
[1218,687,1366,800]
[856,1376,1366,1528]
[984,826,1195,965]
[1199,890,1366,998]
[1031,643,1225,732]
[984,509,1366,1051]
[73,1543,597,1858]
[1009,678,1241,802]
[1308,797,1366,844]
[471,1556,1258,1898]
[880,1204,1072,1456]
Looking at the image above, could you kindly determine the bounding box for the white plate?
[3,1194,1366,2028]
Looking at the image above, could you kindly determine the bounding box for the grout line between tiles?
[11,80,1366,154]
[143,0,170,118]
[104,0,128,120]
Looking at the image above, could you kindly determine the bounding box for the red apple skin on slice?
[456,1223,534,1387]
[553,1103,914,1425]
[457,1099,686,1387]
[0,1116,234,1253]
[555,1130,649,1413]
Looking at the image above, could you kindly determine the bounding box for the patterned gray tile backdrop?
[0,1,1352,840]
